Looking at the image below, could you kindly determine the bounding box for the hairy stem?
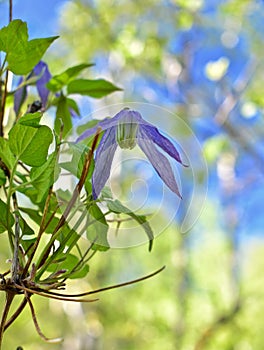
[11,193,21,283]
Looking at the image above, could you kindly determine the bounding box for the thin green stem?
[22,187,54,278]
[35,129,101,275]
[36,209,87,279]
[11,180,34,192]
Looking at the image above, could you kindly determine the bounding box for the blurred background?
[1,0,264,349]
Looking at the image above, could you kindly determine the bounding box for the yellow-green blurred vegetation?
[2,204,264,349]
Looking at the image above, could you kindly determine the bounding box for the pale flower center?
[117,116,138,150]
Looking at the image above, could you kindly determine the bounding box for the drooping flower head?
[14,61,51,115]
[32,61,52,108]
[77,108,186,199]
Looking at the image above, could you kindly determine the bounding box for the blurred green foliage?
[3,207,264,349]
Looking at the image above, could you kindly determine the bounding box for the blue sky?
[0,0,67,36]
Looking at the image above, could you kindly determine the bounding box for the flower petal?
[14,77,27,115]
[77,108,145,142]
[92,126,118,198]
[140,124,185,165]
[137,128,182,198]
[76,123,102,141]
[33,61,52,107]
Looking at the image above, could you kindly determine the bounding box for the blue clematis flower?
[14,61,51,115]
[14,76,27,115]
[77,108,186,199]
[32,61,52,108]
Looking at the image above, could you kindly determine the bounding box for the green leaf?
[66,97,80,117]
[60,143,94,181]
[47,253,77,272]
[19,215,35,236]
[0,20,28,52]
[86,203,109,251]
[13,74,41,91]
[0,137,16,169]
[19,207,60,234]
[67,79,122,98]
[47,253,89,279]
[54,94,72,138]
[19,208,41,225]
[100,186,113,200]
[18,112,43,127]
[69,264,89,279]
[56,226,80,249]
[0,168,6,186]
[107,200,154,251]
[0,199,15,233]
[30,152,60,202]
[9,123,53,166]
[13,83,27,116]
[11,37,58,75]
[20,238,37,254]
[16,187,39,205]
[0,19,58,75]
[56,188,72,203]
[76,119,100,136]
[47,63,94,92]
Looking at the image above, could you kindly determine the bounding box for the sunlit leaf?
[76,119,100,136]
[19,207,60,234]
[67,79,122,98]
[0,19,58,74]
[67,97,80,117]
[0,137,16,169]
[18,112,43,127]
[47,63,94,92]
[30,152,60,202]
[60,143,94,181]
[54,94,72,138]
[19,215,35,236]
[0,168,6,186]
[0,199,14,233]
[86,203,109,251]
[47,253,89,280]
[107,200,154,251]
[20,238,37,254]
[9,123,53,167]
